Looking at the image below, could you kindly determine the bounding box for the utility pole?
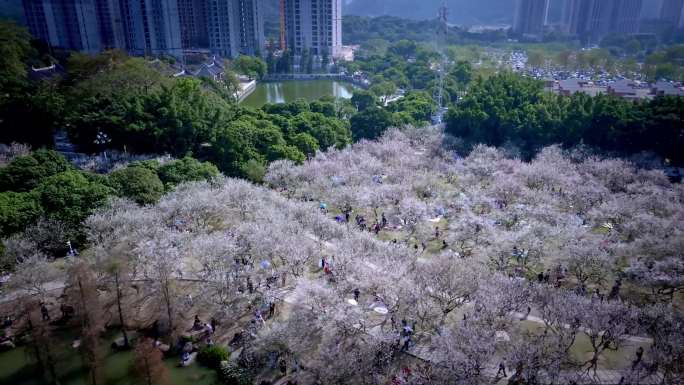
[432,1,450,125]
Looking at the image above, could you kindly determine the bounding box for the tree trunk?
[163,279,174,333]
[44,343,60,385]
[115,272,130,348]
[144,356,153,385]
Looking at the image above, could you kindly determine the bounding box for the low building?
[651,81,684,97]
[173,57,227,82]
[557,79,606,97]
[554,78,684,100]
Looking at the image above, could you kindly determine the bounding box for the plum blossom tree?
[575,299,639,375]
[624,258,684,303]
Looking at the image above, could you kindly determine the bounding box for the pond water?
[241,80,356,108]
[0,332,217,385]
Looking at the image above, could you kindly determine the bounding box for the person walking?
[40,304,50,321]
[497,362,507,378]
[255,309,265,325]
[632,346,644,369]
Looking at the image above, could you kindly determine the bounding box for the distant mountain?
[343,0,515,26]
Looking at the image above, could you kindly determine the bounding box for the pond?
[240,80,356,108]
[0,332,218,385]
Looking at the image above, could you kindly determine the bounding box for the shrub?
[0,150,71,192]
[157,157,219,188]
[197,345,229,369]
[109,166,164,205]
[219,361,252,385]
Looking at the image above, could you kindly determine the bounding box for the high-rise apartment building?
[23,0,264,58]
[23,0,108,53]
[513,0,549,36]
[612,0,643,35]
[178,0,209,49]
[660,0,684,28]
[120,0,183,56]
[207,0,264,58]
[236,0,264,56]
[283,0,342,58]
[207,0,240,57]
[560,0,642,42]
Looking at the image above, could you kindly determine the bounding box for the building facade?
[23,0,106,53]
[660,0,684,28]
[207,0,264,58]
[284,0,342,58]
[560,0,642,42]
[23,0,264,58]
[121,0,183,56]
[236,0,264,56]
[178,0,209,49]
[513,0,549,36]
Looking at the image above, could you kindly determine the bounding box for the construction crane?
[432,0,450,125]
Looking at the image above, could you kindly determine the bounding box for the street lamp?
[94,131,112,161]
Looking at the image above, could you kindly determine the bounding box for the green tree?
[387,91,436,125]
[241,159,266,183]
[0,191,43,236]
[0,150,72,192]
[263,99,310,116]
[0,21,32,93]
[289,112,351,150]
[197,345,229,369]
[232,56,267,80]
[449,61,473,89]
[109,166,164,205]
[208,120,261,175]
[351,90,378,111]
[370,81,397,105]
[35,171,112,226]
[388,39,418,59]
[276,50,293,73]
[350,108,397,141]
[157,157,219,188]
[290,132,319,159]
[310,98,337,117]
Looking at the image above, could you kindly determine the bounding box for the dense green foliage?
[0,191,43,236]
[446,73,684,162]
[0,149,72,192]
[109,166,165,205]
[157,156,220,188]
[197,345,229,369]
[55,51,347,177]
[349,40,468,107]
[643,45,684,82]
[0,21,63,148]
[0,149,218,261]
[350,108,397,141]
[231,56,267,80]
[35,170,113,226]
[343,15,507,47]
[219,362,252,385]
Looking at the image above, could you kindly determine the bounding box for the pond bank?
[240,79,357,108]
[263,73,370,89]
